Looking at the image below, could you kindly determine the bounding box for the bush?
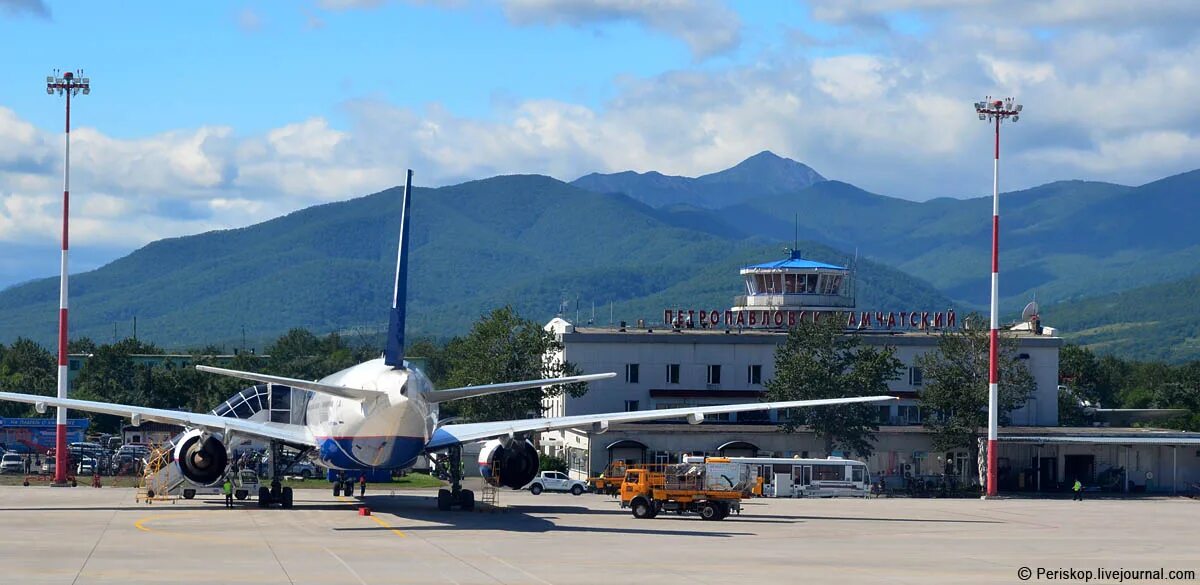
[538,453,567,474]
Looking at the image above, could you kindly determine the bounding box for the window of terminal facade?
[567,448,588,474]
[747,364,762,385]
[908,366,923,387]
[707,364,722,385]
[625,363,639,384]
[666,364,680,384]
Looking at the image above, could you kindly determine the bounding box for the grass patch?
[281,471,445,490]
[0,471,446,490]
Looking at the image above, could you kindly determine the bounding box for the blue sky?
[1,0,1199,288]
[3,2,799,136]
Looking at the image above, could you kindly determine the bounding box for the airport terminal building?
[538,252,1200,494]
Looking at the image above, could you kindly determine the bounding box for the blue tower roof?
[745,250,846,271]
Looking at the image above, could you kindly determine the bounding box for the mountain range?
[0,174,951,351]
[1,151,1197,361]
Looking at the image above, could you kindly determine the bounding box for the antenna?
[794,213,799,252]
[1021,301,1040,323]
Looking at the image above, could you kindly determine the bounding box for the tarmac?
[0,482,1197,585]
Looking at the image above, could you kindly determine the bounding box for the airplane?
[0,169,897,511]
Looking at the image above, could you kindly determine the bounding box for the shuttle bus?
[686,456,870,498]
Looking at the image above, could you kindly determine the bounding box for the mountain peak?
[696,151,826,190]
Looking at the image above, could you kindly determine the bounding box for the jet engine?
[173,429,229,487]
[477,438,539,489]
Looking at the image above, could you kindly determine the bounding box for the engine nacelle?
[173,429,229,487]
[477,438,539,490]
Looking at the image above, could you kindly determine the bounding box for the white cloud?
[2,0,1199,282]
[503,0,742,58]
[312,0,741,59]
[236,8,263,32]
[0,0,50,19]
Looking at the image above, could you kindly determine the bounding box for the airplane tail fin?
[384,169,414,368]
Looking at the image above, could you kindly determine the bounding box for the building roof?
[744,258,846,271]
[742,249,846,271]
[564,326,1063,347]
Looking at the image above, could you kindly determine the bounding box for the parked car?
[76,456,98,475]
[41,457,56,475]
[524,471,589,495]
[111,444,150,474]
[285,460,322,479]
[1,453,24,474]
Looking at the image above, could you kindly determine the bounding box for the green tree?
[0,338,56,418]
[406,337,449,386]
[916,313,1036,463]
[441,306,588,422]
[764,314,903,458]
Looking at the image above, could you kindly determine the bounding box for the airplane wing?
[425,395,897,450]
[0,392,316,446]
[195,365,385,401]
[423,372,617,404]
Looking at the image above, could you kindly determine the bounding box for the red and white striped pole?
[975,96,1020,498]
[46,70,89,486]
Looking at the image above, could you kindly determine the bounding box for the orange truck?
[619,458,748,520]
[587,461,628,495]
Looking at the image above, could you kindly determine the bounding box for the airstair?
[136,383,311,501]
[136,444,181,504]
[478,459,502,510]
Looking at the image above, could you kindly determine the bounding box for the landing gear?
[434,445,475,511]
[333,481,342,497]
[255,440,308,509]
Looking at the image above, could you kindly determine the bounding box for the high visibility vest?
[1073,481,1082,492]
[223,481,233,494]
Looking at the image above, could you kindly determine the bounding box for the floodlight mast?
[974,96,1020,499]
[45,69,90,486]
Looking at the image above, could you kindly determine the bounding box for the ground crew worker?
[359,474,367,497]
[223,477,234,508]
[1072,478,1083,501]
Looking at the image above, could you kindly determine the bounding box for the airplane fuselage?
[306,358,437,471]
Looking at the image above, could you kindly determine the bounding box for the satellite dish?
[1021,301,1040,322]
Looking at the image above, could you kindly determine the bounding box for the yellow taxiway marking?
[338,495,407,538]
[367,513,408,538]
[134,513,173,533]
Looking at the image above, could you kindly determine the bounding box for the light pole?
[975,96,1020,498]
[46,69,90,486]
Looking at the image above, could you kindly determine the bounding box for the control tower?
[730,249,855,318]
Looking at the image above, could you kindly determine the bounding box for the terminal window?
[908,367,923,387]
[624,400,639,412]
[666,364,680,384]
[747,364,762,385]
[707,365,722,385]
[625,363,639,384]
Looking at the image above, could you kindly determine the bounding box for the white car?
[1,453,24,474]
[525,471,588,496]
